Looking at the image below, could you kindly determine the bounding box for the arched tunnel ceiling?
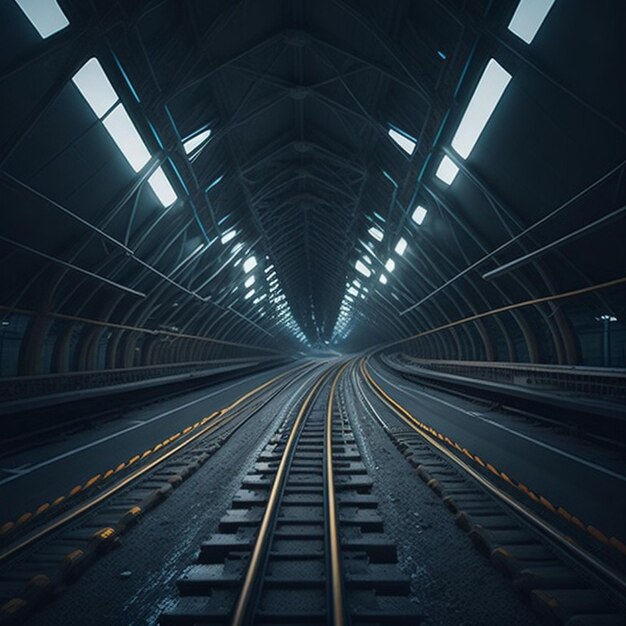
[0,0,625,363]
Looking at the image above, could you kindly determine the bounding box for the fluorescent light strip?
[148,167,177,207]
[451,59,512,159]
[102,104,151,172]
[221,230,236,244]
[72,58,119,118]
[355,260,371,277]
[508,0,556,44]
[394,238,407,256]
[243,256,257,273]
[435,156,460,185]
[411,205,428,225]
[368,226,384,241]
[388,128,416,155]
[183,129,211,155]
[14,0,69,38]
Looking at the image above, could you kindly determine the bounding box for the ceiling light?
[385,258,395,272]
[183,129,211,155]
[221,230,236,244]
[388,127,416,155]
[72,58,118,118]
[147,167,177,207]
[15,0,69,39]
[102,104,151,172]
[368,226,384,241]
[394,238,407,256]
[379,273,388,284]
[243,256,257,273]
[451,59,512,159]
[355,260,371,277]
[411,205,428,225]
[435,155,459,185]
[508,0,556,44]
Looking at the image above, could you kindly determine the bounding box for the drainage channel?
[160,364,421,625]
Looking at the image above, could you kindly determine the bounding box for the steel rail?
[230,365,338,626]
[326,362,351,626]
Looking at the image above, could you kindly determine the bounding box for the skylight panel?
[508,0,556,44]
[368,226,384,241]
[15,0,69,38]
[244,289,255,300]
[183,129,211,155]
[384,258,395,272]
[221,230,236,244]
[102,104,151,172]
[147,167,177,207]
[355,260,371,277]
[394,238,407,256]
[379,273,388,285]
[72,58,119,118]
[411,205,428,225]
[435,155,459,185]
[451,59,512,159]
[388,128,416,155]
[244,275,255,288]
[243,256,257,273]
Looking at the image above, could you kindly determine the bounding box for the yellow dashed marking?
[1,598,27,615]
[35,503,50,516]
[83,474,101,489]
[610,537,626,556]
[69,485,82,496]
[587,526,609,544]
[16,512,32,525]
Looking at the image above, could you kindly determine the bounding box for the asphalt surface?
[367,358,626,543]
[0,361,304,523]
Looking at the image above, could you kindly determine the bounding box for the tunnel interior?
[0,2,625,625]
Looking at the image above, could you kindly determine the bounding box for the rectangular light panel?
[103,104,151,172]
[435,155,460,185]
[148,167,178,207]
[15,0,69,38]
[508,0,556,44]
[72,58,119,118]
[451,59,512,159]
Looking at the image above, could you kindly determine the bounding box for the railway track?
[354,358,626,625]
[161,364,421,625]
[0,363,318,625]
